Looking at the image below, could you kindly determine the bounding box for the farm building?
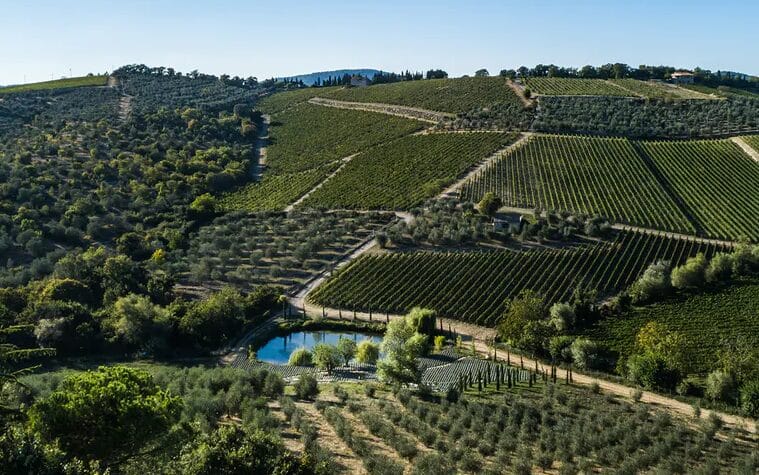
[670,71,695,85]
[350,75,369,87]
[492,212,525,233]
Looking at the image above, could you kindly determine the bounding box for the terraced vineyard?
[301,132,517,210]
[460,135,693,233]
[324,77,522,113]
[221,165,336,212]
[265,103,424,174]
[586,281,759,373]
[309,231,729,326]
[640,139,759,241]
[221,102,423,211]
[524,78,632,96]
[610,79,713,100]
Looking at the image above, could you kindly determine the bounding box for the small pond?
[257,331,383,365]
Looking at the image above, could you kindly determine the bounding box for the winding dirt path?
[309,97,451,123]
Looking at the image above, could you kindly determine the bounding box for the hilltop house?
[670,71,695,85]
[350,75,369,87]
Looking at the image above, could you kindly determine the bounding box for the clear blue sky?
[1,0,756,85]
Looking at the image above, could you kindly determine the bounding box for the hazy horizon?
[2,0,757,85]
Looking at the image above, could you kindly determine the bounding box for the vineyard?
[524,78,632,96]
[258,86,342,115]
[742,134,759,153]
[323,77,523,114]
[640,139,759,241]
[533,96,759,138]
[0,75,108,94]
[609,79,713,100]
[301,132,517,210]
[220,165,336,212]
[586,281,759,373]
[308,231,730,326]
[263,103,423,174]
[220,102,423,211]
[169,210,393,291]
[460,135,694,233]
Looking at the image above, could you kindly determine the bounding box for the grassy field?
[640,139,759,241]
[585,281,759,374]
[301,132,516,210]
[610,79,714,100]
[0,75,108,94]
[309,231,728,326]
[524,78,632,96]
[324,77,522,113]
[461,135,693,233]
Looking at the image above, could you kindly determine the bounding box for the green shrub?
[705,253,733,283]
[294,374,319,400]
[434,335,446,351]
[287,347,312,366]
[671,253,707,289]
[626,352,681,391]
[705,370,737,403]
[739,380,759,417]
[570,338,604,370]
[629,261,671,304]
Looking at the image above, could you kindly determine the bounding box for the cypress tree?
[529,372,533,387]
[478,374,482,392]
[520,355,524,369]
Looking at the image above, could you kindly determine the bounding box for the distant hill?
[278,69,382,86]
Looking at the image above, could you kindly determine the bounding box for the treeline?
[114,64,260,89]
[499,63,758,90]
[312,69,448,87]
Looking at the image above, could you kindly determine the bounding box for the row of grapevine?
[308,231,730,326]
[322,77,523,114]
[742,134,759,153]
[220,165,335,212]
[300,132,517,210]
[609,79,713,100]
[641,139,759,241]
[460,135,694,233]
[264,102,424,174]
[524,78,632,96]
